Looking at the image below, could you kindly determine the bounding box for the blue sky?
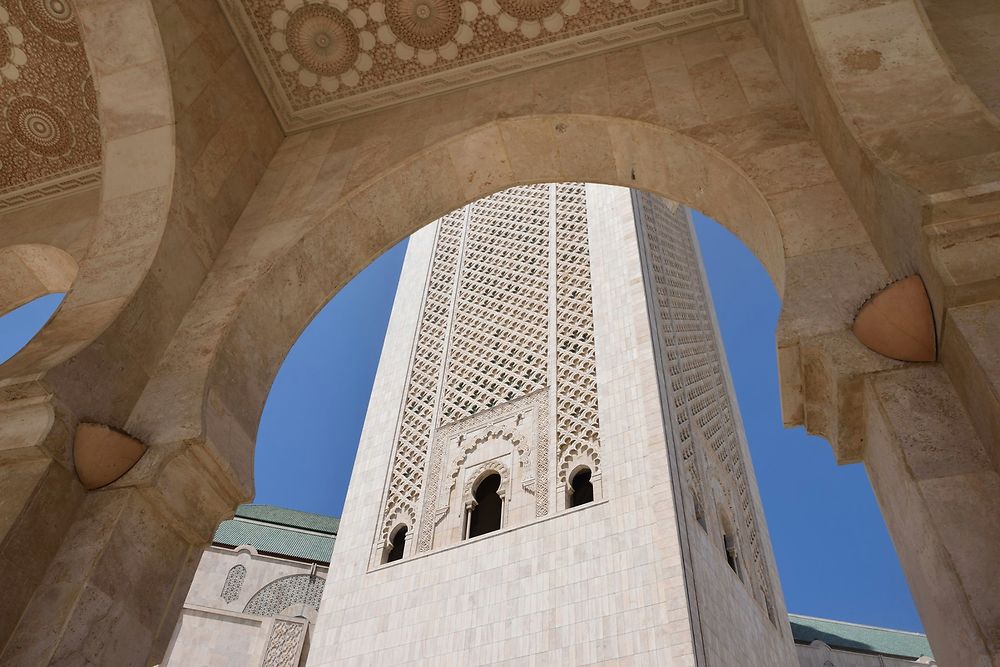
[0,208,921,634]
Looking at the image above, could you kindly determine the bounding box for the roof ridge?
[788,613,927,637]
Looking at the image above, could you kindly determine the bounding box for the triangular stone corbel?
[73,423,147,490]
[852,275,936,363]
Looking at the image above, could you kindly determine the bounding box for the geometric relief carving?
[220,0,744,128]
[261,618,307,667]
[377,210,465,551]
[243,574,326,617]
[463,459,510,506]
[634,191,777,619]
[221,564,247,603]
[375,183,603,561]
[437,184,550,426]
[553,183,601,493]
[0,0,102,210]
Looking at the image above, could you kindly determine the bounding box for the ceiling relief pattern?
[221,0,744,129]
[0,0,101,211]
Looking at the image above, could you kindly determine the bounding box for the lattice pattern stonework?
[377,183,601,557]
[554,183,600,488]
[634,191,777,619]
[261,619,307,667]
[378,210,465,548]
[243,574,326,617]
[220,564,246,603]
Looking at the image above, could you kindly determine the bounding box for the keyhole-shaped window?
[384,525,407,563]
[467,473,503,538]
[568,468,594,508]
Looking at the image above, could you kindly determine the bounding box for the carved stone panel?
[373,184,602,564]
[217,0,745,128]
[260,618,308,667]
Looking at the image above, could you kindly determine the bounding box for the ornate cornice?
[218,0,745,131]
[0,163,100,212]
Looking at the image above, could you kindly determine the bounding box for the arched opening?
[0,293,65,365]
[568,467,594,508]
[156,115,923,664]
[156,179,925,664]
[719,508,742,581]
[384,525,407,564]
[467,473,503,539]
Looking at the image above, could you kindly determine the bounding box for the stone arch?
[0,244,77,318]
[448,426,523,497]
[558,440,600,488]
[0,0,175,384]
[176,115,813,492]
[463,460,511,506]
[916,0,1000,121]
[768,0,1000,317]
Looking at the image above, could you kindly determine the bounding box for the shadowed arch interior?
[467,473,503,539]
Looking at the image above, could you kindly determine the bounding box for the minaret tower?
[310,183,796,666]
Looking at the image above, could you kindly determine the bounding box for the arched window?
[568,467,594,508]
[467,473,502,538]
[719,511,742,580]
[693,496,707,530]
[384,525,407,563]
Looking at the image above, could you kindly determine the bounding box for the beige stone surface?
[0,2,997,665]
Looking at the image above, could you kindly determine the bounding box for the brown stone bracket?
[73,423,147,490]
[852,275,937,363]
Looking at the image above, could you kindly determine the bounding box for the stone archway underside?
[0,2,998,666]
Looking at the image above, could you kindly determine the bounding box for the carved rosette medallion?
[370,0,475,66]
[270,0,374,91]
[0,8,27,83]
[6,94,73,157]
[482,0,579,37]
[496,0,562,21]
[20,0,79,43]
[385,0,460,49]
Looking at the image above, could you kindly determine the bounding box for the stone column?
[863,365,1000,667]
[0,392,83,653]
[0,415,243,666]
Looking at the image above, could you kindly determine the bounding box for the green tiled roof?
[212,504,338,564]
[789,614,933,660]
[235,504,340,534]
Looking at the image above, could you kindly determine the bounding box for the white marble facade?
[161,508,333,667]
[309,184,797,665]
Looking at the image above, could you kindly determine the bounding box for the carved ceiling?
[220,0,745,131]
[0,0,101,211]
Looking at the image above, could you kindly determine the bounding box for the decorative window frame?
[381,521,413,564]
[557,441,602,510]
[462,459,511,539]
[373,505,416,567]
